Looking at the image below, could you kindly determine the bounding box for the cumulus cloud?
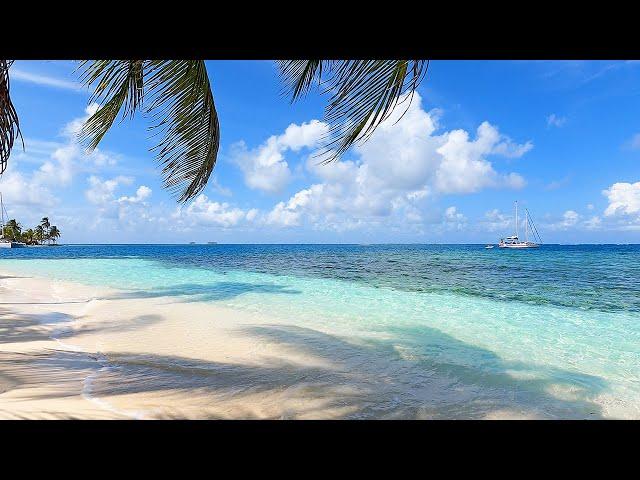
[118,185,152,204]
[85,175,134,205]
[1,104,121,212]
[543,210,582,231]
[231,120,329,193]
[0,170,58,207]
[173,194,256,229]
[480,209,512,232]
[561,210,579,227]
[584,216,602,230]
[434,123,528,194]
[34,103,118,187]
[603,182,640,217]
[264,92,531,231]
[442,206,467,230]
[81,174,156,234]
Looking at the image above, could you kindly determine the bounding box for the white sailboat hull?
[0,241,25,248]
[498,242,538,249]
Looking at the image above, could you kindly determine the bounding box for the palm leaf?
[144,60,219,202]
[78,60,145,150]
[78,60,219,202]
[278,60,429,162]
[0,60,24,175]
[278,60,325,101]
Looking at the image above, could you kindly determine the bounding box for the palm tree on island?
[34,225,45,245]
[48,226,60,245]
[40,217,50,244]
[3,218,21,240]
[2,220,62,246]
[22,228,35,245]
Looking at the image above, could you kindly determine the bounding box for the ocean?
[1,243,639,418]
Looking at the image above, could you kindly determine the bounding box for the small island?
[0,217,61,247]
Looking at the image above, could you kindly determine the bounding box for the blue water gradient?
[1,244,639,417]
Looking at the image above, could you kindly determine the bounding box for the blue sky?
[2,60,640,244]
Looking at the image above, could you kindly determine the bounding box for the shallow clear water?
[1,244,639,418]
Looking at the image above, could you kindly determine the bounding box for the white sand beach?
[0,266,616,420]
[0,268,368,419]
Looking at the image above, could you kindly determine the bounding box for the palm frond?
[78,60,145,151]
[278,60,429,162]
[78,60,219,203]
[145,60,219,202]
[277,60,325,101]
[0,60,24,175]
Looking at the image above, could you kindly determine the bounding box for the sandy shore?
[2,267,610,419]
[1,267,371,419]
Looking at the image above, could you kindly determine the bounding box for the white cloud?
[173,194,254,228]
[1,104,123,210]
[82,175,157,233]
[603,182,640,217]
[444,206,464,221]
[480,209,512,232]
[434,122,530,194]
[442,206,467,230]
[85,175,134,205]
[22,104,119,192]
[266,185,323,227]
[264,92,531,231]
[232,120,329,193]
[0,170,58,207]
[9,68,84,93]
[584,216,602,230]
[118,185,152,204]
[544,210,581,231]
[546,113,567,128]
[562,210,579,226]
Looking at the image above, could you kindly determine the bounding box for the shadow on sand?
[99,282,301,304]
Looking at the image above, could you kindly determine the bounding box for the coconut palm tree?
[48,225,60,244]
[22,228,35,245]
[0,60,428,201]
[2,218,21,240]
[40,217,50,244]
[34,225,44,245]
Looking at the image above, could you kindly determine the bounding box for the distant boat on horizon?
[498,201,542,249]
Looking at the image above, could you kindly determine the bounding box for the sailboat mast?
[515,201,519,239]
[0,192,4,239]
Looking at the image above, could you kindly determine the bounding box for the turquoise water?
[1,244,639,418]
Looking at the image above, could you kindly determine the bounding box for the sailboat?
[0,192,26,248]
[498,201,541,249]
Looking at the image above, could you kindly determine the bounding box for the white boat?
[498,201,541,249]
[0,192,25,248]
[485,244,494,249]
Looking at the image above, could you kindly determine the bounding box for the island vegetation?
[1,217,61,245]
